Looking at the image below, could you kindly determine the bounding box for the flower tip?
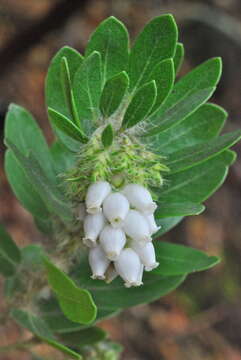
[83,237,97,248]
[106,251,119,261]
[110,216,123,228]
[145,262,159,272]
[143,201,157,214]
[91,274,105,280]
[86,205,102,214]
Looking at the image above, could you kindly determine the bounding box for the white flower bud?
[122,184,157,214]
[76,202,86,221]
[99,225,126,260]
[103,192,129,227]
[123,210,151,244]
[86,181,111,214]
[131,241,159,271]
[88,245,110,280]
[114,248,142,287]
[145,213,161,235]
[83,212,106,247]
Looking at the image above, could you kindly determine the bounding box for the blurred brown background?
[0,0,241,359]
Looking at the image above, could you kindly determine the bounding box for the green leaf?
[153,241,220,275]
[73,257,185,310]
[167,130,241,174]
[60,57,80,128]
[0,225,21,277]
[73,51,102,134]
[156,202,205,218]
[41,298,119,334]
[122,80,157,129]
[129,14,178,91]
[11,309,82,359]
[5,140,73,223]
[149,57,222,127]
[85,16,129,82]
[148,58,175,113]
[46,47,84,152]
[45,46,83,120]
[154,217,183,237]
[4,104,56,182]
[159,150,236,203]
[151,103,226,155]
[58,327,107,348]
[4,150,50,221]
[48,108,88,143]
[100,71,129,117]
[144,87,215,136]
[173,42,184,74]
[101,124,114,148]
[50,141,77,175]
[44,258,97,325]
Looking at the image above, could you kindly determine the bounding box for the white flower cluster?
[78,181,160,288]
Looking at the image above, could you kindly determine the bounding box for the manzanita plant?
[1,15,241,359]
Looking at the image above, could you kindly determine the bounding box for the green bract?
[2,14,241,358]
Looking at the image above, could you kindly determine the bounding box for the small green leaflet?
[73,51,102,134]
[167,130,241,174]
[122,81,157,129]
[153,241,220,276]
[173,42,184,74]
[85,16,129,82]
[11,309,82,359]
[0,225,21,277]
[60,57,80,128]
[45,46,83,120]
[48,108,88,143]
[101,124,114,148]
[44,258,97,324]
[155,202,205,218]
[152,103,226,155]
[100,71,129,117]
[148,58,175,113]
[129,14,178,91]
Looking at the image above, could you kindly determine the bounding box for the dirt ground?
[0,1,241,359]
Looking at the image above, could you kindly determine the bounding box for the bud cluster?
[79,181,160,288]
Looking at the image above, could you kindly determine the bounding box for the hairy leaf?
[129,15,178,91]
[152,103,226,154]
[48,108,88,143]
[148,58,175,113]
[100,71,129,117]
[122,81,157,129]
[44,258,97,324]
[156,202,205,218]
[86,16,129,82]
[73,51,102,133]
[153,241,220,275]
[173,42,184,74]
